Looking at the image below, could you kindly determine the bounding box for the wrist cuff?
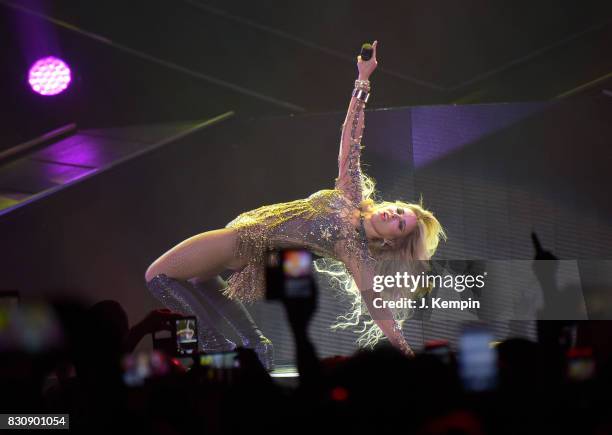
[352,88,370,103]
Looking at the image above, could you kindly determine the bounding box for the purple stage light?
[28,56,72,96]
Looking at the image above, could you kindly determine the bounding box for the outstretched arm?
[352,263,415,357]
[336,41,379,205]
[340,242,415,358]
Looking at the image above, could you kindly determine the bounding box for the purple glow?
[28,56,71,96]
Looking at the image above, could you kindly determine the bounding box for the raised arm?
[336,41,379,205]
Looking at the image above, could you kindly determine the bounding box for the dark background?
[1,0,612,149]
[1,1,611,362]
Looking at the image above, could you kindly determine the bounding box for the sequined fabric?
[335,97,366,206]
[224,189,370,302]
[224,94,372,303]
[146,274,237,352]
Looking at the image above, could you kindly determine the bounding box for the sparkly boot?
[145,274,236,353]
[191,276,274,371]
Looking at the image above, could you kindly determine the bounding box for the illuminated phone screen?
[282,250,312,278]
[458,328,497,391]
[175,317,197,356]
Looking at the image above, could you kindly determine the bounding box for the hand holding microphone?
[357,40,378,80]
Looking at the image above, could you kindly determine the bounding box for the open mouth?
[382,211,389,221]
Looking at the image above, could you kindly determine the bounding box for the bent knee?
[145,257,178,283]
[145,261,162,283]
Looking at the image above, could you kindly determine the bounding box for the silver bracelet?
[352,87,370,103]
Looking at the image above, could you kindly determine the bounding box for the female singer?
[144,41,446,369]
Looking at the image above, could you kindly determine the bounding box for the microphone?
[360,43,373,61]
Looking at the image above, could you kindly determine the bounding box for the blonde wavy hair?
[315,174,447,348]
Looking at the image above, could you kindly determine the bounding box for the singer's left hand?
[357,40,378,80]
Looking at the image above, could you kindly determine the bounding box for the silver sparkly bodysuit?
[149,84,415,356]
[224,189,369,302]
[223,93,372,303]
